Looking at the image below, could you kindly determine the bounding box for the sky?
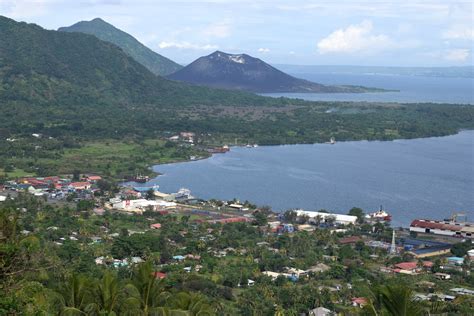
[0,0,473,66]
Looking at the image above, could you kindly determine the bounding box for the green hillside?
[59,18,182,76]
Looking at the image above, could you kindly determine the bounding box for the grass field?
[3,139,208,181]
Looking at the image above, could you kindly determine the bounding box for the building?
[446,257,464,266]
[338,236,362,245]
[393,261,433,274]
[295,210,357,226]
[209,217,249,224]
[351,297,368,308]
[410,219,474,239]
[69,182,92,190]
[308,307,334,316]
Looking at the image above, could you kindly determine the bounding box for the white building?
[295,210,357,226]
[112,199,176,212]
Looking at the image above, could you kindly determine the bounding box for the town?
[1,172,473,315]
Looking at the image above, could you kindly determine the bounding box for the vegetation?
[58,18,183,76]
[1,195,473,315]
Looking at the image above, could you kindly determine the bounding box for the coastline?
[138,130,473,228]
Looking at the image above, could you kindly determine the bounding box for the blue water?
[261,73,474,104]
[143,131,474,227]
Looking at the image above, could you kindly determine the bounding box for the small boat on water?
[325,137,336,145]
[366,206,392,222]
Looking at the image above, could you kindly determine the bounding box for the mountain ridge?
[58,17,182,76]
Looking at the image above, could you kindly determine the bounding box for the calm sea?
[145,131,474,227]
[261,73,474,104]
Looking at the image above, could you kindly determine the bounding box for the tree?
[363,284,423,316]
[283,210,297,224]
[72,170,81,182]
[253,211,268,226]
[451,240,472,257]
[348,207,365,224]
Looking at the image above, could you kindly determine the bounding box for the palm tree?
[120,261,170,315]
[90,271,122,315]
[166,292,214,315]
[58,275,94,315]
[362,284,423,316]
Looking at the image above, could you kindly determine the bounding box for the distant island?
[168,51,388,93]
[275,64,474,79]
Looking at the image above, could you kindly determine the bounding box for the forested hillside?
[58,18,182,76]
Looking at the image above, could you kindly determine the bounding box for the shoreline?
[136,130,473,228]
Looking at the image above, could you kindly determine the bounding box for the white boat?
[325,137,336,145]
[366,206,392,221]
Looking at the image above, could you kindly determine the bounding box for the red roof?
[339,236,362,244]
[211,217,249,224]
[395,261,433,270]
[352,297,368,305]
[150,223,162,229]
[87,175,102,181]
[410,219,462,232]
[70,182,90,188]
[154,272,166,279]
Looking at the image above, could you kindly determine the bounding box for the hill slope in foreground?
[168,51,384,93]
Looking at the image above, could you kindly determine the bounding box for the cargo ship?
[366,206,392,222]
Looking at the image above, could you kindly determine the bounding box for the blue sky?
[1,0,473,66]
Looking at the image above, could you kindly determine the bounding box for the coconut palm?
[362,284,423,316]
[166,292,214,315]
[120,261,170,315]
[89,271,122,315]
[58,274,95,315]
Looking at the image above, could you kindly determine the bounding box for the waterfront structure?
[410,219,474,239]
[295,210,357,226]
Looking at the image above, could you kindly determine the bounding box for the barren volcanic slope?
[59,18,182,76]
[168,51,378,93]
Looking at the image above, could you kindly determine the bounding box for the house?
[150,223,162,229]
[434,272,451,280]
[154,272,167,279]
[468,249,474,259]
[307,263,330,274]
[70,182,91,190]
[450,288,474,296]
[308,307,334,316]
[351,297,368,308]
[393,261,433,274]
[85,175,102,182]
[338,236,362,245]
[446,257,464,266]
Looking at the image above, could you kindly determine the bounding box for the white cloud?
[444,48,470,62]
[202,22,231,38]
[158,41,218,50]
[442,25,474,40]
[317,20,392,54]
[0,0,53,19]
[258,47,270,53]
